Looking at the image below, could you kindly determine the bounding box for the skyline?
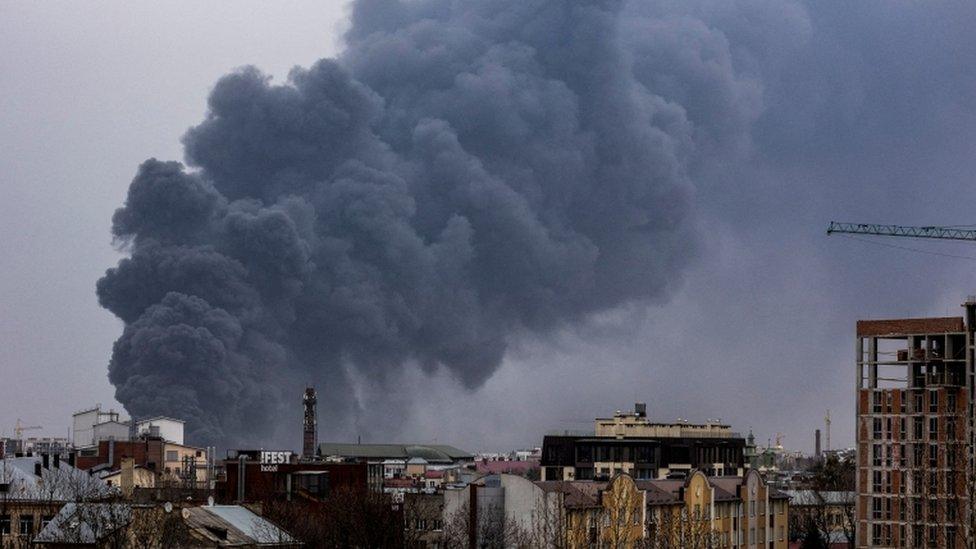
[4,0,976,454]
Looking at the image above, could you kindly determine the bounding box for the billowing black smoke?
[97,0,702,447]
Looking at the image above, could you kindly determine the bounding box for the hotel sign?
[259,451,293,472]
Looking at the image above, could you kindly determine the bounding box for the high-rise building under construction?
[855,298,976,548]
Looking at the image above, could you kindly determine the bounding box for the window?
[885,444,893,467]
[886,417,892,439]
[873,418,883,439]
[899,417,906,440]
[40,516,53,529]
[872,497,882,519]
[166,450,179,462]
[947,392,956,412]
[0,515,9,535]
[19,515,32,536]
[873,470,882,493]
[899,443,906,467]
[929,390,938,413]
[873,391,883,413]
[947,417,957,440]
[929,417,938,441]
[914,392,924,412]
[913,416,923,440]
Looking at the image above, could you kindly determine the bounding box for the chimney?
[121,457,135,499]
[302,386,318,461]
[237,454,247,502]
[42,453,49,469]
[634,402,647,418]
[68,451,76,468]
[815,429,822,458]
[34,463,42,476]
[108,439,115,468]
[53,454,60,469]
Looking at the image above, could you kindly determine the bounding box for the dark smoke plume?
[98,0,702,447]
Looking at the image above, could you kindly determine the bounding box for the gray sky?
[3,0,976,454]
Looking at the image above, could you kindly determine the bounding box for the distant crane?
[827,221,976,242]
[14,419,42,439]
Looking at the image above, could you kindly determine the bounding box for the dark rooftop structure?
[317,443,473,464]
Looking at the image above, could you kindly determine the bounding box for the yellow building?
[161,442,209,485]
[556,469,789,549]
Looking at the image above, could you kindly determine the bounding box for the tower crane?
[827,221,976,242]
[14,419,42,439]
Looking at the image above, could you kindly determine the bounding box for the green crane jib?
[826,222,976,242]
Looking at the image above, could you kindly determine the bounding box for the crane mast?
[827,221,976,242]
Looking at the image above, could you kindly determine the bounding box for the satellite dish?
[163,502,173,513]
[207,495,215,507]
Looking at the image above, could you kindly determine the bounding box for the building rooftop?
[190,505,297,544]
[318,443,473,463]
[0,456,111,501]
[856,316,965,337]
[34,503,131,545]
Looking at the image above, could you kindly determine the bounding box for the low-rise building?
[0,453,112,547]
[72,405,127,449]
[218,449,367,503]
[318,442,473,493]
[438,469,789,548]
[136,417,185,445]
[541,404,746,481]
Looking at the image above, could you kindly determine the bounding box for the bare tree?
[645,505,725,549]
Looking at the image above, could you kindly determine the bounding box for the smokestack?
[302,386,318,461]
[815,429,822,458]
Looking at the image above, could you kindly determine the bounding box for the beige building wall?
[161,443,208,484]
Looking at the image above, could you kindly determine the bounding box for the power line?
[839,234,976,262]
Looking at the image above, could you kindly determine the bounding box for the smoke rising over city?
[97,0,705,447]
